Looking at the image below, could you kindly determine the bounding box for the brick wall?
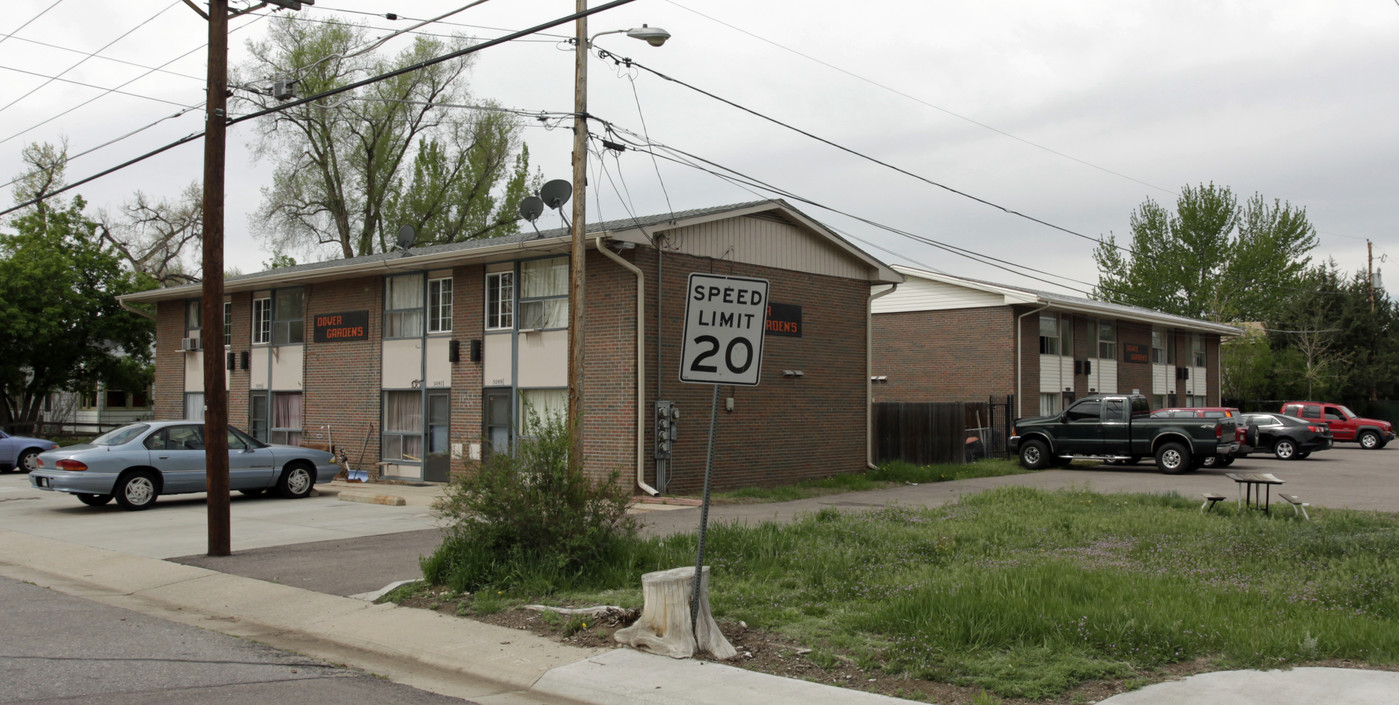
[1116,320,1154,396]
[871,307,1016,402]
[632,249,870,494]
[450,265,485,471]
[153,300,185,419]
[226,292,251,427]
[302,277,381,464]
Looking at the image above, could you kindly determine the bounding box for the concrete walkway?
[4,468,1398,704]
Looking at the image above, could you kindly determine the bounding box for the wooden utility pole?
[568,0,589,476]
[201,0,231,556]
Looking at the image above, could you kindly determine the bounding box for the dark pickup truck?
[1008,394,1238,474]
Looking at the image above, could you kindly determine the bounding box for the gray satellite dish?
[518,195,544,222]
[539,179,572,210]
[396,224,416,250]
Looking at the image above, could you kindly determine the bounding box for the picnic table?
[1224,472,1284,513]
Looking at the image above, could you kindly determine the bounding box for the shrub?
[422,413,639,593]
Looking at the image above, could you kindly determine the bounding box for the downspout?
[867,283,897,470]
[1016,303,1051,419]
[597,237,660,496]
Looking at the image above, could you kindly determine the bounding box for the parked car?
[1242,413,1334,460]
[29,420,338,510]
[1280,401,1394,449]
[1149,407,1258,467]
[0,429,60,473]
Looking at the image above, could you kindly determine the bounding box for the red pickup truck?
[1279,402,1394,449]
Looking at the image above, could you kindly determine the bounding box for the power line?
[662,0,1178,198]
[0,0,641,218]
[0,0,66,49]
[0,65,191,107]
[0,0,181,116]
[0,33,206,83]
[313,4,573,42]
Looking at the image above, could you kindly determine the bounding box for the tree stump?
[614,566,737,659]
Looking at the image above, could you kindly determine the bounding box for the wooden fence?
[873,396,1014,466]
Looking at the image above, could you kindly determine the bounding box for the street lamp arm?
[589,24,671,47]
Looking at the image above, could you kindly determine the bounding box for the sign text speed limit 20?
[679,273,770,386]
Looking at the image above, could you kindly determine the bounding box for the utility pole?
[200,0,231,557]
[194,0,313,557]
[568,0,588,476]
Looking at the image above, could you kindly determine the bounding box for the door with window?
[424,391,451,482]
[483,389,512,457]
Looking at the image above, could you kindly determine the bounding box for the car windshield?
[91,424,150,446]
[1337,405,1357,419]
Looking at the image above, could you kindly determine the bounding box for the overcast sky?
[2,0,1394,298]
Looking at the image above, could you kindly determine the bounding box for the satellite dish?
[539,179,572,210]
[396,224,416,250]
[518,195,544,222]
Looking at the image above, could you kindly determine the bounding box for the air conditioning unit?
[180,337,201,352]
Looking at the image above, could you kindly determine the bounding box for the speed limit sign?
[679,273,770,386]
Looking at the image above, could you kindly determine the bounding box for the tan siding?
[664,215,865,279]
[873,276,1007,313]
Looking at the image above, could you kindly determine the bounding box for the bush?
[422,414,639,593]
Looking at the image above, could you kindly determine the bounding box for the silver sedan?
[29,420,339,510]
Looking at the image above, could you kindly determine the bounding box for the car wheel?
[1217,455,1235,468]
[1359,431,1381,450]
[17,449,41,474]
[1019,440,1052,470]
[276,463,314,499]
[238,488,267,497]
[1273,439,1298,460]
[1155,442,1190,474]
[1202,454,1219,468]
[114,471,159,510]
[76,493,113,507]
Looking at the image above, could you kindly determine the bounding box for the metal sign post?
[679,273,769,636]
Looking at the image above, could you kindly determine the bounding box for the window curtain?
[384,391,424,460]
[521,259,567,297]
[184,393,205,421]
[386,275,424,337]
[520,299,568,329]
[274,392,303,445]
[520,388,567,436]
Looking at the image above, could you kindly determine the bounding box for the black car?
[1241,413,1334,460]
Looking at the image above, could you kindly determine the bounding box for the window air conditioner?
[181,337,201,352]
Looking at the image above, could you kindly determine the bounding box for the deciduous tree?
[238,16,531,260]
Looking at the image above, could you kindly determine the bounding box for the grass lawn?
[408,485,1399,700]
[696,458,1028,503]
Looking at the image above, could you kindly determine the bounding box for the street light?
[568,13,670,475]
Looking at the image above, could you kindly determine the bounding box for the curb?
[338,491,407,506]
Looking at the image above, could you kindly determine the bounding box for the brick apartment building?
[121,201,901,494]
[871,266,1241,418]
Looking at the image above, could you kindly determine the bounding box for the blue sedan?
[29,420,339,510]
[1,429,59,473]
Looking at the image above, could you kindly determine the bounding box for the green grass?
[414,486,1399,699]
[702,458,1027,503]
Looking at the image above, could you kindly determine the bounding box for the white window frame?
[486,271,514,331]
[382,390,424,462]
[1038,314,1060,356]
[1192,335,1206,367]
[428,277,453,334]
[223,301,232,346]
[270,391,303,446]
[384,274,425,339]
[1097,321,1117,360]
[518,258,568,330]
[272,288,305,345]
[252,297,271,344]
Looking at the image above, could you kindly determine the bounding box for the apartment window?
[223,301,232,345]
[1039,393,1060,416]
[1192,335,1206,367]
[272,289,304,345]
[185,299,201,333]
[382,390,424,462]
[519,258,568,329]
[1038,314,1060,355]
[486,272,514,331]
[520,388,567,437]
[184,392,205,421]
[252,297,271,344]
[133,389,149,408]
[428,277,453,333]
[1097,321,1117,360]
[105,390,128,409]
[385,274,424,338]
[1151,329,1166,364]
[271,392,303,445]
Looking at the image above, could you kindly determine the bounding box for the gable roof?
[882,265,1242,336]
[121,200,900,304]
